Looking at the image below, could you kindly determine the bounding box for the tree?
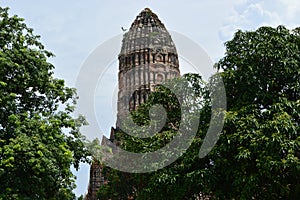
[209,25,300,199]
[0,7,89,199]
[98,74,212,200]
[97,26,300,199]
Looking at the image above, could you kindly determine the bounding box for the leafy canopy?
[97,26,300,200]
[0,7,89,200]
[211,25,300,199]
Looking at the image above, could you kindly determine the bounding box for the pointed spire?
[130,7,165,30]
[120,8,177,55]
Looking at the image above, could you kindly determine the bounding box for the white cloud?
[219,0,283,42]
[278,0,300,20]
[219,0,300,43]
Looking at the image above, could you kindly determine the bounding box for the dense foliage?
[0,7,89,199]
[211,25,300,199]
[97,25,300,200]
[98,74,212,200]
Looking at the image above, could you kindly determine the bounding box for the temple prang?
[85,8,180,200]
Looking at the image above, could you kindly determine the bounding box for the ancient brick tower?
[85,8,180,200]
[116,7,180,127]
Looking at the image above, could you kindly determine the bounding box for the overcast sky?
[2,0,300,197]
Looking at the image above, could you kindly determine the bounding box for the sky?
[1,0,300,197]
